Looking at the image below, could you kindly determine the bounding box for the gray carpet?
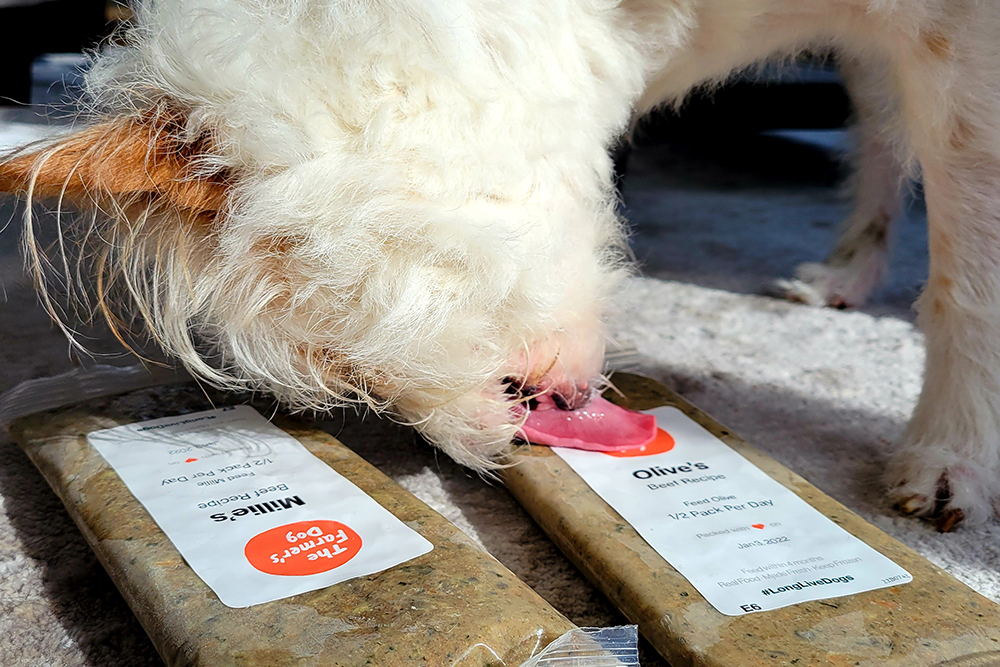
[2,117,998,667]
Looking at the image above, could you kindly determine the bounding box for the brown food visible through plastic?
[9,387,573,667]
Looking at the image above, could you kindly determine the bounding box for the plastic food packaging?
[503,373,1000,667]
[3,371,638,666]
[519,626,639,667]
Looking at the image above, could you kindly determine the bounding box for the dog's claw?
[891,471,969,530]
[936,508,965,532]
[896,494,928,515]
[932,473,952,513]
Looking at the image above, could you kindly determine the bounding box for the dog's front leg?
[886,21,1000,530]
[779,56,905,308]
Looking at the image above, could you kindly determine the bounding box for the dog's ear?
[1,110,232,359]
[0,112,228,216]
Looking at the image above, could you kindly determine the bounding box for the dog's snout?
[552,384,596,411]
[504,377,541,409]
[504,377,596,411]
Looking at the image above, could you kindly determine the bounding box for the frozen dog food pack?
[9,367,1000,667]
[7,381,637,667]
[549,404,912,616]
[86,405,434,608]
[504,373,1000,667]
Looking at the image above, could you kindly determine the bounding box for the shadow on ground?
[621,131,928,319]
[0,438,163,665]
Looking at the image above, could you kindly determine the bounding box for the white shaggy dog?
[2,0,998,531]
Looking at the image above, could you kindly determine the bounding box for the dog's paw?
[886,452,997,532]
[771,257,883,309]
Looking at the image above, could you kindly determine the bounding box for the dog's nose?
[551,384,596,411]
[504,378,596,411]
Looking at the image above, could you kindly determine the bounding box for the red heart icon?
[752,524,765,529]
[185,458,198,463]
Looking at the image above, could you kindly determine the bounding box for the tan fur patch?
[251,235,302,257]
[950,116,975,151]
[929,230,954,265]
[930,274,954,296]
[0,110,230,217]
[921,28,952,59]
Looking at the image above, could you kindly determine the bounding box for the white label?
[88,406,433,608]
[553,406,911,616]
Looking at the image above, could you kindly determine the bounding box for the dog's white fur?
[8,0,1000,526]
[778,57,907,310]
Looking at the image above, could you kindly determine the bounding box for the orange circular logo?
[245,520,362,576]
[604,428,675,457]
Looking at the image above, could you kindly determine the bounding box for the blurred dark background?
[0,0,121,107]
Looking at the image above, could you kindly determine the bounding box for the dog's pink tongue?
[520,395,657,452]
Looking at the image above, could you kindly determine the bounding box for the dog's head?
[1,0,641,467]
